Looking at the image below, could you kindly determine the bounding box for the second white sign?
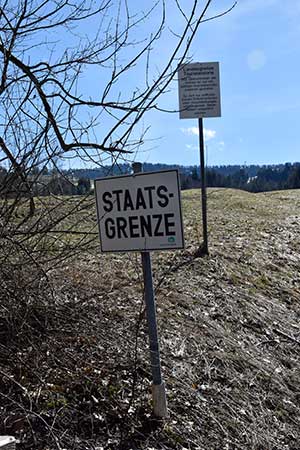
[178,62,221,119]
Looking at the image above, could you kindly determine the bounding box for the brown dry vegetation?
[1,188,300,449]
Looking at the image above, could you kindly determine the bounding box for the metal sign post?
[198,118,208,255]
[178,62,221,255]
[94,164,183,417]
[132,162,167,418]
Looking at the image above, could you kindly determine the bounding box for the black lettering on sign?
[144,186,155,209]
[124,189,134,210]
[104,212,177,241]
[153,214,164,236]
[157,185,169,207]
[112,189,123,211]
[136,188,147,209]
[128,215,139,238]
[105,218,115,238]
[164,213,176,236]
[102,192,113,212]
[116,217,127,238]
[140,215,152,237]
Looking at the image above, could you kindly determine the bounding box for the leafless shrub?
[0,1,238,448]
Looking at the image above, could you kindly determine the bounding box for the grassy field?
[1,188,300,449]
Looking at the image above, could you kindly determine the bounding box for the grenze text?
[102,185,176,239]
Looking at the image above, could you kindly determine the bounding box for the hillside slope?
[1,188,299,449]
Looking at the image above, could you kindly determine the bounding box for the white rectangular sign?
[178,62,221,119]
[94,170,184,252]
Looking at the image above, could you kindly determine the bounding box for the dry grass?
[1,188,299,449]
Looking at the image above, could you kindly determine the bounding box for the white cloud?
[185,144,198,151]
[204,129,217,141]
[180,126,199,136]
[181,127,216,141]
[247,49,266,70]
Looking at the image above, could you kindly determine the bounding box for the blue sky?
[130,0,300,167]
[14,0,299,169]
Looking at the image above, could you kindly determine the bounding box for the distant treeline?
[1,162,300,196]
[0,167,91,197]
[66,162,300,193]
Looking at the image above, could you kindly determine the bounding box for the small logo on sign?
[168,237,175,243]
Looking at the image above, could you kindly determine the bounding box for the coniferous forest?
[67,162,300,193]
[1,162,300,197]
